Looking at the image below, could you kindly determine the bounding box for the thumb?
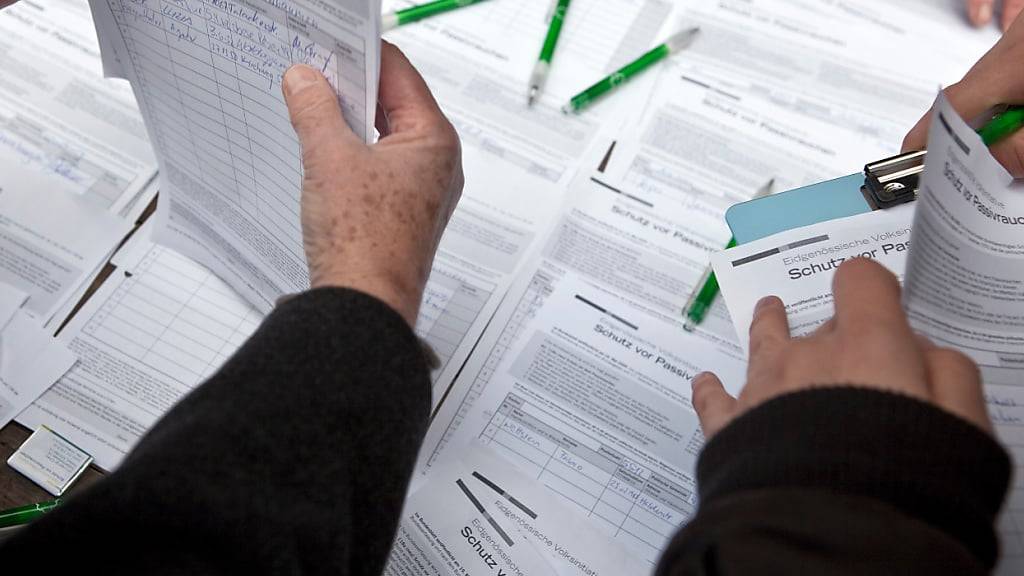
[691,372,739,439]
[282,64,362,167]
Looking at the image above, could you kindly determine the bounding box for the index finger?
[377,41,447,136]
[748,296,790,361]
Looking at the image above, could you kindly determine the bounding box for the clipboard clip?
[862,150,926,209]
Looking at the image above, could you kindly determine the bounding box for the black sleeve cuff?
[697,388,1011,568]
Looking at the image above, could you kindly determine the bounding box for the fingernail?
[974,3,992,25]
[283,64,320,98]
[755,296,777,313]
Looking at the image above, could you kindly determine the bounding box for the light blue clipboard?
[726,173,874,245]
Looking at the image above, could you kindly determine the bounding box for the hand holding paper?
[691,259,991,439]
[904,13,1024,176]
[711,93,1024,571]
[282,44,463,326]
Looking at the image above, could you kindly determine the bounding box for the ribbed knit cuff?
[697,388,1011,568]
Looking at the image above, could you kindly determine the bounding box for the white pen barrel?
[665,27,700,54]
[382,11,400,32]
[529,61,550,100]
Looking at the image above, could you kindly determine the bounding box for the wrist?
[697,387,1010,568]
[310,265,422,327]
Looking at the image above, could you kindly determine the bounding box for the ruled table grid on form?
[988,377,1024,566]
[425,270,555,469]
[82,246,262,387]
[416,265,496,378]
[480,392,695,563]
[107,0,366,260]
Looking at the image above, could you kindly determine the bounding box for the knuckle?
[387,42,411,64]
[834,258,900,299]
[748,333,784,360]
[747,333,768,356]
[289,91,336,128]
[755,296,784,316]
[690,376,716,407]
[837,256,880,277]
[930,348,981,377]
[750,299,783,330]
[1009,139,1024,178]
[691,389,709,413]
[444,120,461,147]
[429,118,461,149]
[858,315,906,339]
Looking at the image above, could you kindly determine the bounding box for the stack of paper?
[0,0,158,220]
[0,0,1014,572]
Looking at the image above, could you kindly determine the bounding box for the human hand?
[691,259,992,439]
[966,0,1023,31]
[903,14,1024,176]
[282,42,463,326]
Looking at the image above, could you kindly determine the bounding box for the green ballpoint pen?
[684,179,775,332]
[978,105,1024,146]
[528,0,572,106]
[562,27,700,114]
[678,106,1023,332]
[0,499,62,530]
[382,0,493,32]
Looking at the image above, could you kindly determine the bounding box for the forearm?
[659,388,1011,575]
[2,288,431,575]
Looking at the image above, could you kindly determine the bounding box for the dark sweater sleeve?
[657,388,1011,576]
[2,288,431,576]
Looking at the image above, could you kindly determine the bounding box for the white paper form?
[439,273,744,564]
[420,138,617,401]
[418,171,746,479]
[388,445,643,576]
[14,218,530,467]
[0,282,28,331]
[0,0,158,220]
[710,205,915,351]
[386,448,556,576]
[709,95,1024,574]
[903,94,1024,575]
[381,0,678,401]
[383,0,673,173]
[418,172,749,557]
[0,159,133,323]
[0,312,78,429]
[86,0,381,312]
[687,0,996,156]
[599,0,1000,205]
[18,240,263,469]
[419,166,547,402]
